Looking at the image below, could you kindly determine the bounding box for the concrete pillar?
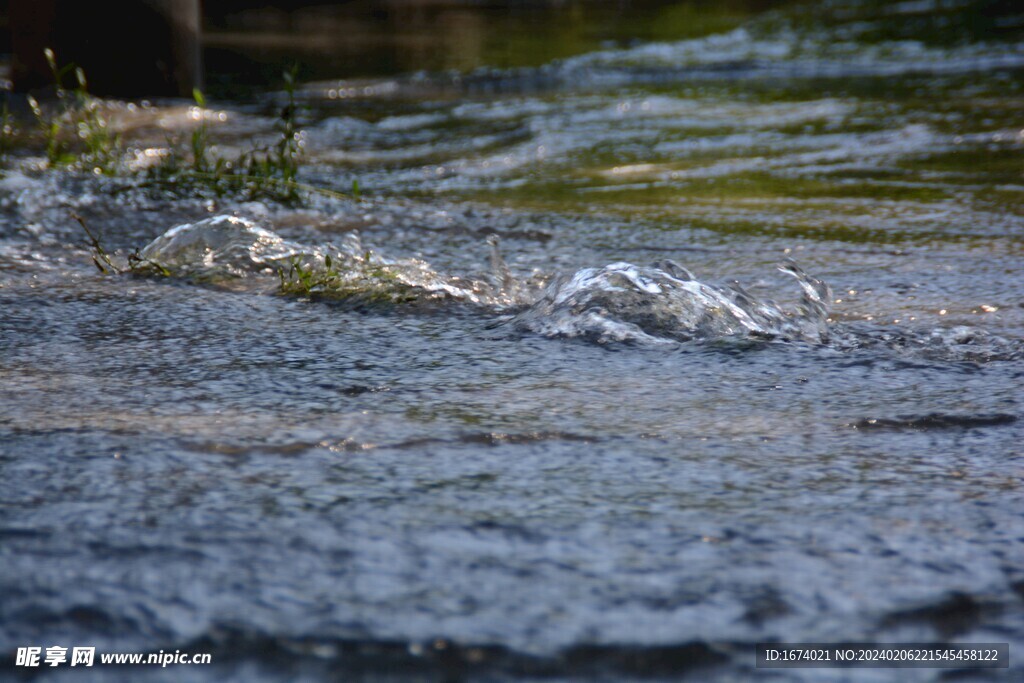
[11,0,202,98]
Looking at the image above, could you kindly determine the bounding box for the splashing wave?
[140,215,504,304]
[136,215,835,345]
[504,259,831,344]
[132,215,1024,359]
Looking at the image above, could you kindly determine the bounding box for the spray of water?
[137,215,834,345]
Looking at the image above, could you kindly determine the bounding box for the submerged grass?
[274,249,421,304]
[73,212,171,277]
[76,211,418,304]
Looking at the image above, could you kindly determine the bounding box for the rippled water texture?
[1,1,1023,681]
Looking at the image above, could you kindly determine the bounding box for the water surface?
[1,1,1023,680]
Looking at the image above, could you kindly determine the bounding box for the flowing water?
[2,1,1023,680]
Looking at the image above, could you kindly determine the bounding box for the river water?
[1,1,1023,680]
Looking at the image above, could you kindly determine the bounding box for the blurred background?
[0,1,837,97]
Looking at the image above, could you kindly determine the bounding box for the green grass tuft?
[10,53,361,206]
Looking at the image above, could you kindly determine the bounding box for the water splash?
[133,215,838,344]
[140,215,308,277]
[138,215,523,305]
[126,216,1024,358]
[503,258,832,345]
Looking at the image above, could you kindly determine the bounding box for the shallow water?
[2,1,1024,681]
